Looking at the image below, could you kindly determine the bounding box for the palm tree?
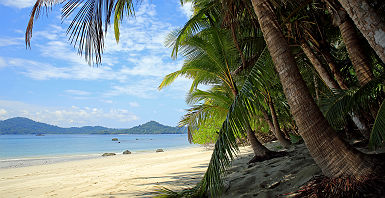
[215,0,291,148]
[180,86,233,144]
[326,0,374,85]
[250,0,379,178]
[300,39,340,89]
[25,0,385,195]
[160,24,276,160]
[336,0,385,64]
[281,5,373,138]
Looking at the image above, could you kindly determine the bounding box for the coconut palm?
[325,0,374,86]
[336,0,385,64]
[159,22,277,160]
[278,1,374,138]
[180,86,233,144]
[24,0,385,196]
[251,0,380,178]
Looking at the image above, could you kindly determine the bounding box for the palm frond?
[26,0,62,48]
[369,99,385,150]
[185,48,277,197]
[114,0,134,43]
[167,1,218,59]
[320,73,385,130]
[26,0,136,65]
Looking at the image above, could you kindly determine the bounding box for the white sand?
[0,147,212,198]
[0,142,322,198]
[222,142,321,198]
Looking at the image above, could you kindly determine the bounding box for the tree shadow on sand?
[93,163,208,198]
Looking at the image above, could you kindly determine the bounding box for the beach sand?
[0,147,212,198]
[221,142,321,197]
[0,142,321,198]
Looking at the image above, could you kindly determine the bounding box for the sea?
[0,134,193,160]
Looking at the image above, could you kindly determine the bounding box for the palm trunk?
[333,9,374,85]
[262,108,275,133]
[337,0,385,64]
[316,42,371,138]
[314,75,320,103]
[251,0,376,177]
[268,101,291,148]
[300,40,340,89]
[231,86,272,159]
[245,123,270,157]
[318,47,349,90]
[227,27,275,159]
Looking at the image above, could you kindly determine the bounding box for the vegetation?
[25,0,385,197]
[0,117,186,134]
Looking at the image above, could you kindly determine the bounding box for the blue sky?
[0,0,195,128]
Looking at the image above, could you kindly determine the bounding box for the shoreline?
[0,146,214,197]
[0,144,200,169]
[0,142,324,197]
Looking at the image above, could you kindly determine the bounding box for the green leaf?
[369,99,385,150]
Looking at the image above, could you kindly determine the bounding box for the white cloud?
[6,1,181,83]
[0,57,6,68]
[105,78,159,98]
[0,0,36,8]
[65,89,91,96]
[121,56,183,77]
[100,99,113,104]
[0,100,139,127]
[0,37,23,47]
[0,108,7,119]
[129,102,140,107]
[179,1,194,18]
[5,57,122,81]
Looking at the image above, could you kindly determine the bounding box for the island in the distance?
[0,117,187,135]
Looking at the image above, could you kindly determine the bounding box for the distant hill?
[0,117,186,135]
[115,121,186,134]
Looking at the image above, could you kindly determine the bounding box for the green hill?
[0,117,186,135]
[116,121,186,134]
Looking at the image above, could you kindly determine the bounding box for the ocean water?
[0,134,193,159]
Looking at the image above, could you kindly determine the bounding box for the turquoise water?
[0,134,192,159]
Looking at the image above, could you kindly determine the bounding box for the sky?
[0,0,195,128]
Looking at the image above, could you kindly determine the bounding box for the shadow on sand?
[94,163,208,198]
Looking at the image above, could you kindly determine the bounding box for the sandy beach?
[0,147,213,198]
[0,142,322,198]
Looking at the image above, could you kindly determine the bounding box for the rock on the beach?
[102,153,116,156]
[156,149,164,152]
[112,138,118,141]
[123,150,131,154]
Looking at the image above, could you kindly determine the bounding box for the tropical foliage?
[25,0,385,197]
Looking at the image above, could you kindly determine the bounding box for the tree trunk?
[301,40,340,89]
[268,101,291,148]
[316,42,371,138]
[317,45,349,90]
[262,108,275,133]
[337,0,385,65]
[333,8,374,85]
[251,0,376,177]
[245,123,270,157]
[231,84,273,159]
[314,75,319,103]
